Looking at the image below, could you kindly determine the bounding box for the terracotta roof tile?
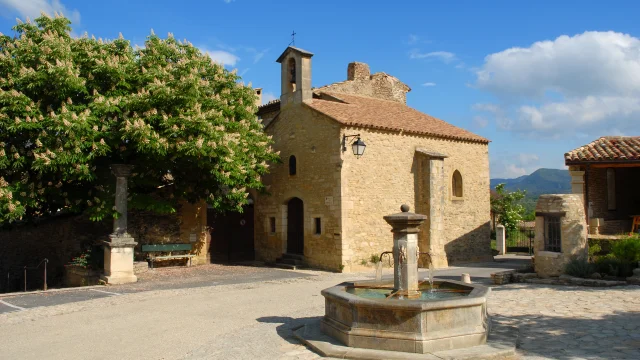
[304,92,489,144]
[565,136,640,163]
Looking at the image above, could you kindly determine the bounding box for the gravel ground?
[0,263,638,360]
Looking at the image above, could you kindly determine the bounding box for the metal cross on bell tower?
[289,30,296,46]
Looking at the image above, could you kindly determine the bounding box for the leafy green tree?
[490,184,526,233]
[0,14,277,224]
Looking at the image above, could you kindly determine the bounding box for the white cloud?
[505,164,527,178]
[0,0,80,24]
[491,152,540,178]
[409,50,456,64]
[518,153,539,166]
[475,31,640,137]
[408,34,419,45]
[262,92,277,105]
[422,82,436,87]
[202,48,239,66]
[473,115,488,128]
[223,0,235,3]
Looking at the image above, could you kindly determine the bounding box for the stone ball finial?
[400,204,410,212]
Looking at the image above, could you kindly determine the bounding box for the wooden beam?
[589,163,640,168]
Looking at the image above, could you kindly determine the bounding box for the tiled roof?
[565,136,640,164]
[304,92,489,144]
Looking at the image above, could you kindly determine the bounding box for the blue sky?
[2,0,639,178]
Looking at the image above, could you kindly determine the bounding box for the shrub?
[588,243,602,261]
[369,254,381,264]
[611,235,640,263]
[595,255,635,278]
[564,257,595,278]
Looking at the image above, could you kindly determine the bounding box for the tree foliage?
[490,183,526,232]
[0,14,278,224]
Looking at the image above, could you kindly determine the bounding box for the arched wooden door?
[287,197,304,255]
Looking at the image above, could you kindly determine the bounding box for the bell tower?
[276,46,313,106]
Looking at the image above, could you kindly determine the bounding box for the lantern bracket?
[342,134,361,152]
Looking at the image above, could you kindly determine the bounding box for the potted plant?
[63,247,102,287]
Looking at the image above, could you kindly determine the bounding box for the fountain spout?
[383,204,427,299]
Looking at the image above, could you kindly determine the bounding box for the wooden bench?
[141,244,195,268]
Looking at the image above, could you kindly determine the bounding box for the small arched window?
[452,170,463,198]
[289,155,297,176]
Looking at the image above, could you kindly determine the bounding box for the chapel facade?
[251,46,492,272]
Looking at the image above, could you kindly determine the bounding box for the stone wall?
[534,194,588,277]
[130,201,210,266]
[0,201,210,292]
[0,215,110,292]
[317,63,410,104]
[254,103,344,271]
[340,127,492,271]
[586,167,638,234]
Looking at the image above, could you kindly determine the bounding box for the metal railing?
[3,258,48,293]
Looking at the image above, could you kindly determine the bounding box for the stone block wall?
[318,64,410,104]
[254,104,344,271]
[0,215,110,292]
[0,201,210,292]
[130,201,210,266]
[534,194,588,277]
[585,166,639,234]
[340,127,492,271]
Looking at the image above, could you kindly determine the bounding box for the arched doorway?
[208,198,255,262]
[287,197,304,255]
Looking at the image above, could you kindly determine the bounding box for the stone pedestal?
[102,236,138,284]
[496,225,506,255]
[383,205,427,298]
[102,164,138,284]
[534,194,588,277]
[568,167,585,202]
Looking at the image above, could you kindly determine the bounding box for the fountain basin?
[321,279,490,354]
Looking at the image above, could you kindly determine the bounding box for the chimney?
[254,88,262,107]
[347,62,370,81]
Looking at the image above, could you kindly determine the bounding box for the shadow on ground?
[257,316,323,346]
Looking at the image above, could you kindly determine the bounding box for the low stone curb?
[489,270,634,287]
[0,284,107,299]
[293,318,518,360]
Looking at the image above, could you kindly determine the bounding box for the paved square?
[0,265,638,360]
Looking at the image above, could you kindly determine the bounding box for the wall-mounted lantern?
[343,134,366,158]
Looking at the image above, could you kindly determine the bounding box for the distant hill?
[490,168,571,213]
[490,168,571,197]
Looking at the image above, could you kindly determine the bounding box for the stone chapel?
[248,46,492,272]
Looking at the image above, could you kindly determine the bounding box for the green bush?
[588,243,602,261]
[611,235,640,263]
[564,257,596,278]
[594,255,635,278]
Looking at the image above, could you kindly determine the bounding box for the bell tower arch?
[276,46,314,106]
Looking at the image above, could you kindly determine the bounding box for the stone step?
[273,263,302,270]
[276,258,305,266]
[282,253,305,261]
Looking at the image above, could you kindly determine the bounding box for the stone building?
[565,136,640,237]
[250,46,492,272]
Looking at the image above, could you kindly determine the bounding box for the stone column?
[102,164,138,285]
[568,166,585,202]
[383,204,427,299]
[427,158,448,268]
[496,225,506,255]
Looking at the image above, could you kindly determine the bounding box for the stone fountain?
[294,205,517,359]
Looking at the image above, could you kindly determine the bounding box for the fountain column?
[383,204,427,298]
[101,164,138,284]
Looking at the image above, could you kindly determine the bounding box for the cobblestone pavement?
[1,265,639,360]
[488,283,640,360]
[272,282,640,360]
